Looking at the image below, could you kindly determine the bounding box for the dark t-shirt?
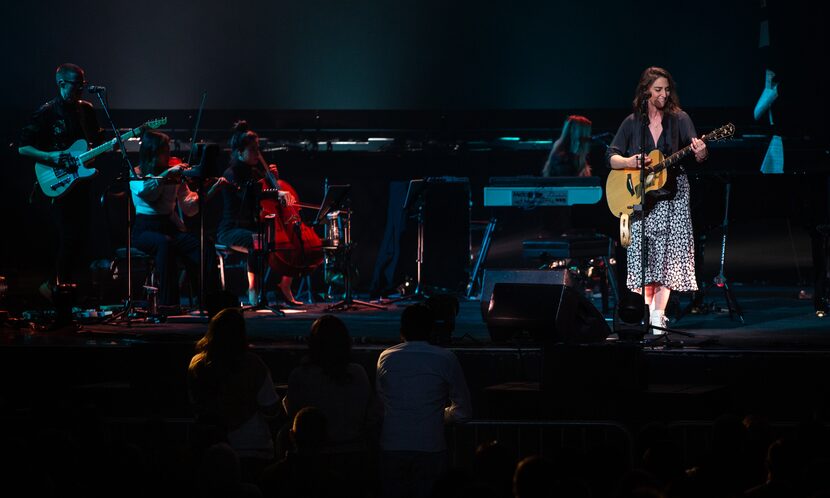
[20,97,102,152]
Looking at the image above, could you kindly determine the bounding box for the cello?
[255,152,324,278]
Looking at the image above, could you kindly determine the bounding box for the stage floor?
[2,283,829,423]
[3,284,826,352]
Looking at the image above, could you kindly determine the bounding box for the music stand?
[319,185,385,312]
[676,179,744,323]
[177,142,221,321]
[314,184,351,226]
[384,179,428,303]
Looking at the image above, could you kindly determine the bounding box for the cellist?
[216,121,302,306]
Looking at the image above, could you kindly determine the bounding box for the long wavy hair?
[138,130,170,176]
[191,308,248,372]
[632,66,682,115]
[542,115,592,177]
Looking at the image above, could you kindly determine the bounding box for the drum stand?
[326,205,386,312]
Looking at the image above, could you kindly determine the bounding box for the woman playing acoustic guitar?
[606,66,708,332]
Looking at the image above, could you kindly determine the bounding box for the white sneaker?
[650,310,667,335]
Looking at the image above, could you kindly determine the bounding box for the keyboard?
[484,176,602,207]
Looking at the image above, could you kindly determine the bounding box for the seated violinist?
[216,121,302,306]
[130,130,221,308]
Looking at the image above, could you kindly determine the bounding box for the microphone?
[86,85,107,93]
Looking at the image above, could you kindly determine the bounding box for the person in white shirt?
[130,130,221,306]
[376,303,472,498]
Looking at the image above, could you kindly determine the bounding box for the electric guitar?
[605,122,735,217]
[34,117,167,198]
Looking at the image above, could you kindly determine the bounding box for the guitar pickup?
[50,178,71,190]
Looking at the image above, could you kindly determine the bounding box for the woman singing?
[606,67,708,332]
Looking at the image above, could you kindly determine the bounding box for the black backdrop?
[2,0,774,110]
[1,0,826,299]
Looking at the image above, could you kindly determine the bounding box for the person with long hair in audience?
[282,314,380,497]
[187,308,280,483]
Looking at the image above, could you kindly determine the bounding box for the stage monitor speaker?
[479,269,570,320]
[484,282,610,345]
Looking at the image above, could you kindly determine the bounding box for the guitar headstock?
[705,122,735,142]
[141,117,168,131]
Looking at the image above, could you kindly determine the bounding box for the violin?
[167,157,223,194]
[158,156,192,183]
[254,153,323,277]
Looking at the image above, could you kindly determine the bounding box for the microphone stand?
[636,97,695,345]
[187,92,208,318]
[96,89,141,327]
[636,97,649,339]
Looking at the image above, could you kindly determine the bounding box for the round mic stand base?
[325,243,387,312]
[642,323,697,348]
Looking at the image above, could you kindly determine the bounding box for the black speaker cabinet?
[478,269,570,321]
[484,282,609,345]
[420,177,471,292]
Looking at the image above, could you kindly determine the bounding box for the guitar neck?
[654,131,717,173]
[78,126,143,162]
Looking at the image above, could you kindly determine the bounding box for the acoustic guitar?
[605,122,735,218]
[34,117,167,198]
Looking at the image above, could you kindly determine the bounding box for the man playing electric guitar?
[18,63,104,295]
